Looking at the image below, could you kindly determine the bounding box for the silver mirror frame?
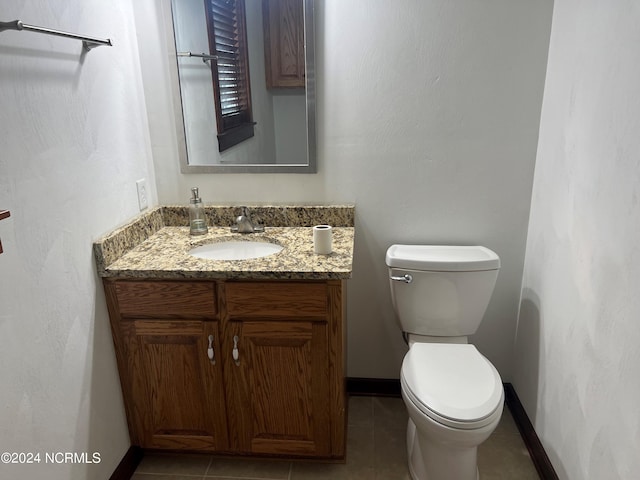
[166,0,317,174]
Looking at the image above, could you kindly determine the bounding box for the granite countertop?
[94,206,355,280]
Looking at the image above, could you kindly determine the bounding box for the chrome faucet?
[231,207,264,233]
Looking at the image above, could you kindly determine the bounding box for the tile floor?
[132,395,539,480]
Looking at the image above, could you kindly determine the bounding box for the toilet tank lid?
[385,245,500,271]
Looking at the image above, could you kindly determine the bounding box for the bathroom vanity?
[94,206,354,460]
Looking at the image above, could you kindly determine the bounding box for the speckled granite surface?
[162,205,354,229]
[94,206,354,280]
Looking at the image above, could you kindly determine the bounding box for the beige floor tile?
[373,396,409,477]
[290,462,375,480]
[345,424,375,469]
[205,457,291,478]
[374,465,412,480]
[132,474,205,480]
[373,396,409,432]
[478,438,539,480]
[132,396,541,480]
[135,453,211,476]
[348,395,374,427]
[492,405,521,438]
[478,404,540,479]
[373,427,408,476]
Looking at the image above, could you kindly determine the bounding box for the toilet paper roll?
[313,225,333,254]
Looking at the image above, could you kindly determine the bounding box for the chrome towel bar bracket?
[0,19,112,51]
[177,51,218,64]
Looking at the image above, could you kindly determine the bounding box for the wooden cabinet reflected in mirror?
[263,0,305,89]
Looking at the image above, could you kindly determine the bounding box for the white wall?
[0,1,156,478]
[272,91,306,164]
[148,0,553,379]
[514,0,640,478]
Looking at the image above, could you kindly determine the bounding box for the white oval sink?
[189,240,283,261]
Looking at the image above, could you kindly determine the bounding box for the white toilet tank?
[386,245,500,337]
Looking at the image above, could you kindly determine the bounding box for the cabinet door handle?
[232,335,240,366]
[207,335,216,365]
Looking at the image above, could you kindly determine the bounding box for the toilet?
[385,244,504,480]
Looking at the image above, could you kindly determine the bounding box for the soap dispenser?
[189,187,208,235]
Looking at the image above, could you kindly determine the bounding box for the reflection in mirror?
[169,0,316,173]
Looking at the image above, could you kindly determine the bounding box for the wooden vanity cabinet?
[103,278,345,459]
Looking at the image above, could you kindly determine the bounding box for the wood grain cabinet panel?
[222,319,330,456]
[123,319,228,451]
[103,278,345,459]
[114,281,216,319]
[225,281,327,319]
[262,0,305,88]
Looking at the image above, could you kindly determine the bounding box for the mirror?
[168,0,316,173]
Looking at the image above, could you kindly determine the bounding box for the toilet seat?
[401,343,503,430]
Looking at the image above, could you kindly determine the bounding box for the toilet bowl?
[401,343,504,480]
[385,244,504,480]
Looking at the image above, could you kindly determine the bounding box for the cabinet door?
[223,319,331,456]
[263,0,305,88]
[123,319,229,451]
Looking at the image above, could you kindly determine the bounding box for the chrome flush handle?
[390,274,413,284]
